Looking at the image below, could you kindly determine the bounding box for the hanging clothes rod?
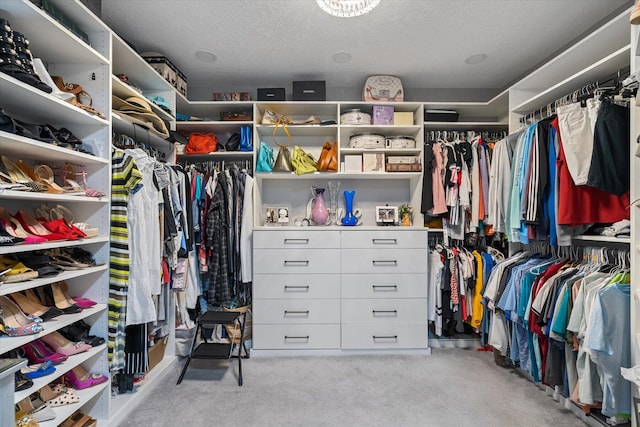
[518,65,631,125]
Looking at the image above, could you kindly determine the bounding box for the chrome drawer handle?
[372,310,398,315]
[372,260,398,266]
[373,335,398,341]
[284,335,310,341]
[372,238,397,245]
[372,285,398,291]
[283,238,309,244]
[284,260,310,266]
[284,285,310,292]
[284,310,310,316]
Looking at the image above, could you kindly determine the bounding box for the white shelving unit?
[0,1,111,426]
[630,19,640,427]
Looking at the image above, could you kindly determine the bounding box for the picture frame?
[376,205,398,225]
[264,204,291,226]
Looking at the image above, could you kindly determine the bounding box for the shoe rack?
[0,1,111,426]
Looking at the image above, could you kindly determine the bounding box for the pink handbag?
[363,75,404,102]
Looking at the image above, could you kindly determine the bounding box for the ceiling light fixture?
[332,52,352,63]
[195,50,217,62]
[316,0,381,18]
[464,54,488,65]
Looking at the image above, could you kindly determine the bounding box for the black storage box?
[258,88,286,101]
[424,109,459,122]
[293,81,326,101]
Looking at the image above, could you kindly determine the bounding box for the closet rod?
[518,65,631,125]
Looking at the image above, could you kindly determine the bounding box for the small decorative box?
[372,105,394,125]
[363,153,385,173]
[393,112,413,125]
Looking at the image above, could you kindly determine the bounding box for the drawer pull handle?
[284,285,310,292]
[372,285,398,291]
[284,238,309,244]
[372,260,398,266]
[373,335,398,341]
[284,260,310,266]
[285,335,310,341]
[372,310,398,315]
[372,238,398,245]
[284,310,310,316]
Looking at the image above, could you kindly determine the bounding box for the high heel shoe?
[19,360,55,380]
[39,383,80,407]
[9,291,63,321]
[15,210,68,241]
[64,364,107,390]
[0,155,47,192]
[16,394,56,423]
[0,295,44,336]
[50,204,99,238]
[48,282,81,313]
[19,339,67,365]
[34,164,75,194]
[0,208,47,244]
[62,163,105,198]
[58,281,97,309]
[39,331,91,356]
[50,75,106,120]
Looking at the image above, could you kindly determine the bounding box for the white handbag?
[363,75,404,102]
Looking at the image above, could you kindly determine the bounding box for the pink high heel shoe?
[39,331,91,356]
[20,339,68,365]
[64,365,107,390]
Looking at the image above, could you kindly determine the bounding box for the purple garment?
[478,142,490,221]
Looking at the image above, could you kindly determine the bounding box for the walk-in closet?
[0,1,638,426]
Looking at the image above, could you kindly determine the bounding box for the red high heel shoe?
[14,210,68,241]
[0,207,47,244]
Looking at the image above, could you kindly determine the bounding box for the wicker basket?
[223,305,251,344]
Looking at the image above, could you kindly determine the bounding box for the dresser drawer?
[341,299,426,323]
[254,230,340,249]
[253,299,340,324]
[253,324,340,349]
[341,274,426,299]
[341,249,426,274]
[340,230,427,249]
[254,274,340,299]
[254,249,340,274]
[341,323,427,349]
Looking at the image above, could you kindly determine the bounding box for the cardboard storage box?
[373,105,394,125]
[148,336,168,371]
[394,111,414,125]
[258,88,286,101]
[293,80,326,101]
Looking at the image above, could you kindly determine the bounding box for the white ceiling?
[99,0,633,101]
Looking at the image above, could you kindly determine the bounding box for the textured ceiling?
[100,0,633,101]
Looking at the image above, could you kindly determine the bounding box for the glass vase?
[341,190,357,226]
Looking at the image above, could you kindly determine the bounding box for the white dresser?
[252,228,429,352]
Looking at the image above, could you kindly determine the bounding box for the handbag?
[272,117,293,172]
[220,132,240,151]
[185,132,217,154]
[317,141,338,172]
[256,141,274,172]
[291,145,318,175]
[239,126,253,151]
[363,75,404,102]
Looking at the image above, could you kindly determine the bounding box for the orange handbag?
[317,141,338,172]
[185,132,217,154]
